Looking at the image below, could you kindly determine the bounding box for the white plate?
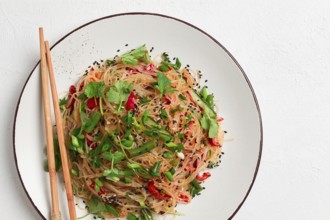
[13,13,262,220]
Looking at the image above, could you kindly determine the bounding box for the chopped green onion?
[201,86,208,100]
[128,140,155,157]
[71,135,79,148]
[178,94,186,100]
[70,168,78,177]
[150,161,161,177]
[163,151,174,159]
[84,112,101,133]
[127,163,141,169]
[160,109,169,121]
[164,171,173,181]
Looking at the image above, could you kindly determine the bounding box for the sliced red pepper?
[162,95,172,105]
[89,181,106,195]
[193,158,200,169]
[208,137,221,147]
[185,165,195,172]
[125,92,136,111]
[196,172,211,181]
[143,63,155,72]
[178,194,190,203]
[147,181,170,200]
[217,116,224,122]
[188,119,195,126]
[87,98,99,110]
[98,186,106,195]
[67,85,76,113]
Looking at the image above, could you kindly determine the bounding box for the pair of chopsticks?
[39,28,77,220]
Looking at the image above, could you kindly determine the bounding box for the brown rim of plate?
[12,12,263,220]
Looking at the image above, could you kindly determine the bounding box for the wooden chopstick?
[39,28,62,220]
[44,40,77,220]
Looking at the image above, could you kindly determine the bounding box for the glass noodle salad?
[57,45,224,219]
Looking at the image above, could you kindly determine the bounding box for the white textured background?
[1,0,329,219]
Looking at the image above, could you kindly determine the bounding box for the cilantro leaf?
[88,197,119,216]
[59,98,67,106]
[200,114,210,130]
[84,82,105,98]
[174,58,182,69]
[200,114,219,138]
[106,80,133,111]
[154,72,174,97]
[120,45,150,66]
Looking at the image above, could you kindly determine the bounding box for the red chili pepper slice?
[196,172,211,181]
[87,98,99,109]
[179,194,190,203]
[67,85,76,112]
[125,92,136,111]
[86,133,98,149]
[143,63,155,72]
[185,165,195,172]
[147,181,170,200]
[208,137,221,147]
[162,95,171,105]
[89,181,106,195]
[98,186,106,195]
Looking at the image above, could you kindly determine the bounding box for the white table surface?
[1,1,329,219]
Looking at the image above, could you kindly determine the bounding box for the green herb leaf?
[160,109,169,121]
[200,114,218,138]
[59,98,68,106]
[142,110,150,125]
[78,93,87,100]
[208,118,219,138]
[185,114,193,125]
[140,97,150,104]
[70,169,78,177]
[154,72,174,97]
[200,114,210,130]
[106,80,133,111]
[162,53,170,62]
[163,151,174,159]
[189,179,203,197]
[88,197,119,216]
[84,82,105,98]
[120,45,150,66]
[174,58,182,70]
[106,59,115,66]
[178,94,186,100]
[150,161,161,177]
[102,151,125,164]
[84,112,102,133]
[158,64,169,72]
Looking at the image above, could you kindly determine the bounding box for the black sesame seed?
[117,49,120,52]
[125,44,128,46]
